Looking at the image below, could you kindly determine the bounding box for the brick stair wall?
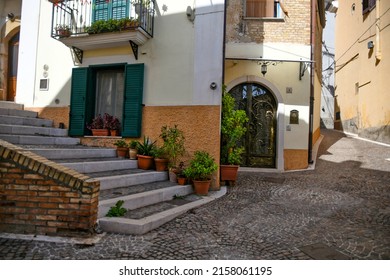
[0,139,100,235]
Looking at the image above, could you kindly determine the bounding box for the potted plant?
[129,140,138,160]
[153,146,169,172]
[49,0,65,5]
[87,114,109,136]
[136,136,156,170]
[220,86,249,185]
[183,151,218,195]
[176,161,187,185]
[55,24,71,37]
[159,125,186,182]
[106,114,120,136]
[113,139,128,158]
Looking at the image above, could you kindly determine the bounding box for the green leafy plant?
[136,136,156,156]
[86,18,138,34]
[129,140,138,149]
[183,151,218,181]
[221,86,249,165]
[159,125,186,168]
[113,139,128,148]
[106,200,127,217]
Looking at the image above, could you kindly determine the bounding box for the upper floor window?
[93,0,129,22]
[362,0,376,15]
[245,0,283,18]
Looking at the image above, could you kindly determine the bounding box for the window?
[69,64,144,137]
[93,0,129,22]
[245,0,283,18]
[362,0,376,15]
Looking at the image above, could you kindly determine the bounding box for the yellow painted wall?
[335,0,390,143]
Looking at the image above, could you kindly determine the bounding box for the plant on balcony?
[85,18,138,34]
[55,24,71,37]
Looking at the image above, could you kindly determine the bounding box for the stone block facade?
[0,140,99,235]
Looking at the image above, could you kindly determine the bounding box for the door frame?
[226,75,285,171]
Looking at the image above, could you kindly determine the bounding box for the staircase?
[0,101,225,235]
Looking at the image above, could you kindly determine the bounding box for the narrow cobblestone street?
[0,129,389,260]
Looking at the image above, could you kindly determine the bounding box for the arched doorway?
[229,83,278,168]
[7,32,19,101]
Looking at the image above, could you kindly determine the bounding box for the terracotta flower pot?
[154,158,169,171]
[177,177,186,185]
[193,180,211,196]
[91,129,109,136]
[137,155,154,170]
[220,165,239,181]
[116,147,128,158]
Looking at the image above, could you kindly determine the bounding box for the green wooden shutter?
[122,64,144,137]
[69,68,90,136]
[93,0,129,22]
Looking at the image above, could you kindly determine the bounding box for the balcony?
[50,0,155,61]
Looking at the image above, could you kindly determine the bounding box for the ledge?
[59,28,151,51]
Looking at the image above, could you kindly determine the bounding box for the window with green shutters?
[93,0,129,22]
[69,64,144,137]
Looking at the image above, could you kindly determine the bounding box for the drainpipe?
[376,0,382,61]
[308,0,315,164]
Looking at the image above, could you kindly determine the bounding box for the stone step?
[90,169,169,190]
[0,134,80,145]
[98,184,193,218]
[24,147,116,160]
[98,187,227,235]
[0,107,38,119]
[0,101,24,110]
[0,124,67,137]
[0,114,53,127]
[61,159,137,173]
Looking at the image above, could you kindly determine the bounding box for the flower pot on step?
[154,158,169,171]
[193,180,211,196]
[137,154,154,170]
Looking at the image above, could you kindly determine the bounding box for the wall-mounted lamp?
[367,41,374,49]
[257,60,281,77]
[210,82,217,90]
[7,13,15,22]
[261,64,267,76]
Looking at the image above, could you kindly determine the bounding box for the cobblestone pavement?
[1,129,389,260]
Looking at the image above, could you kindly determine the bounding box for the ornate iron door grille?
[229,83,277,168]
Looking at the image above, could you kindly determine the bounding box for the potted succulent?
[159,125,186,182]
[220,86,248,185]
[136,136,156,170]
[183,151,218,195]
[113,139,128,158]
[87,114,109,136]
[55,24,71,37]
[129,140,138,160]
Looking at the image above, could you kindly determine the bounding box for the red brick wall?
[0,140,99,235]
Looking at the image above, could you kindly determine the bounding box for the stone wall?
[226,0,311,44]
[0,140,99,235]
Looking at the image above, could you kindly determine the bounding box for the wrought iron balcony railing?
[50,0,155,42]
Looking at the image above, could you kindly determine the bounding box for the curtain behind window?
[95,69,124,123]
